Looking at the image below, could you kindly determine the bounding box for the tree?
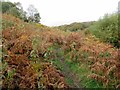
[34,13,40,23]
[7,7,21,18]
[27,5,41,23]
[1,1,27,20]
[14,2,27,20]
[2,1,15,13]
[1,1,41,23]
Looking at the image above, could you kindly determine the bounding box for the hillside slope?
[1,14,120,88]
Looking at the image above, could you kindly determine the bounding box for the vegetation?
[1,1,26,20]
[1,1,120,89]
[88,13,119,48]
[0,1,41,23]
[27,5,41,23]
[55,21,95,32]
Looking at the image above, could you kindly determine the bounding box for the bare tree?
[27,5,40,23]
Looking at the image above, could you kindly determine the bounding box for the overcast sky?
[7,0,119,26]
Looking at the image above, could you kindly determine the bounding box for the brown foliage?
[83,35,120,88]
[2,14,68,89]
[2,53,38,88]
[2,14,119,88]
[42,63,68,88]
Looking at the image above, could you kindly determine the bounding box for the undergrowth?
[1,14,120,89]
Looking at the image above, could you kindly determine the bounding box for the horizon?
[6,0,119,26]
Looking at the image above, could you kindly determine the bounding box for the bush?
[89,13,119,48]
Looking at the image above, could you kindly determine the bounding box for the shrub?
[89,13,119,48]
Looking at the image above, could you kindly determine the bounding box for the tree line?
[0,1,41,23]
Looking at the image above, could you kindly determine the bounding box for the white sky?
[7,0,119,26]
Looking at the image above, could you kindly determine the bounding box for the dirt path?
[53,48,82,88]
[59,58,82,88]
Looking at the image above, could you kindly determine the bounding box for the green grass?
[44,44,104,88]
[66,61,103,88]
[49,56,103,88]
[48,59,76,86]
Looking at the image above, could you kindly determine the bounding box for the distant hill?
[54,21,95,32]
